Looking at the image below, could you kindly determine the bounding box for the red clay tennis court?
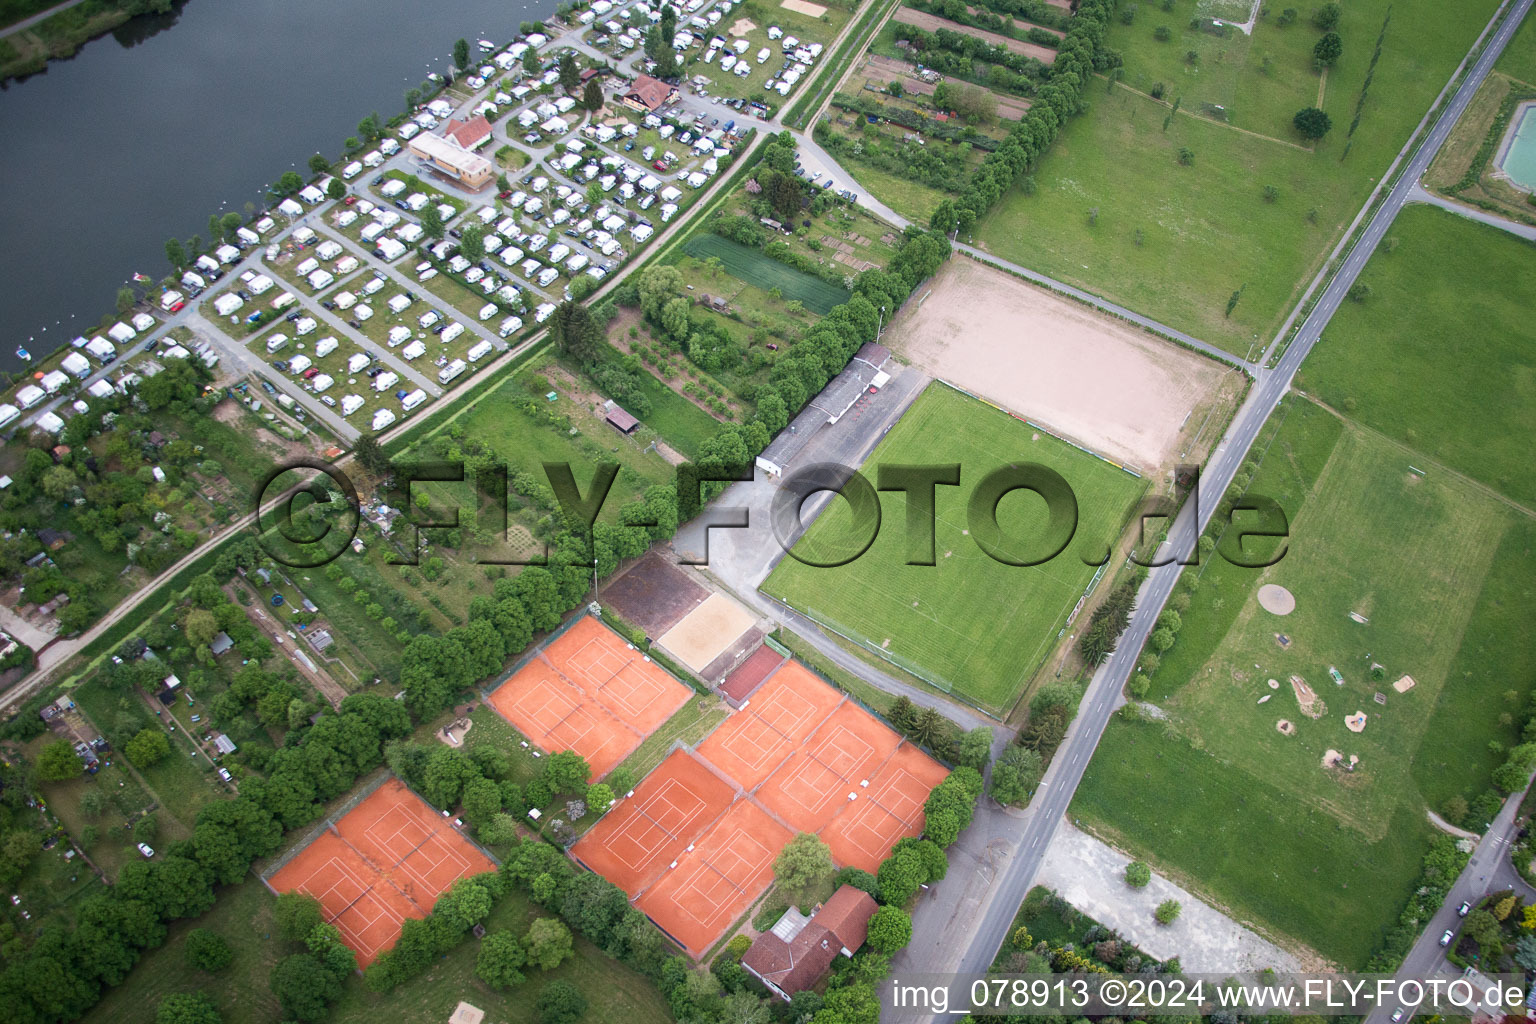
[820,742,951,873]
[267,779,495,966]
[487,616,692,780]
[695,661,845,790]
[636,799,792,957]
[754,700,904,834]
[576,659,947,958]
[570,749,736,895]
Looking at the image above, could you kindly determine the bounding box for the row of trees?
[928,0,1118,236]
[0,683,413,1024]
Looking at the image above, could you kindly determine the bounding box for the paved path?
[792,133,1261,373]
[887,0,1534,1015]
[1407,181,1536,240]
[1036,822,1303,972]
[0,0,88,39]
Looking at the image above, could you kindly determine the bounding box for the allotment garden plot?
[761,383,1145,713]
[682,234,850,314]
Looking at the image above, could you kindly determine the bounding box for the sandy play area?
[1257,584,1295,615]
[728,17,757,35]
[886,259,1234,472]
[781,0,827,15]
[1290,675,1326,719]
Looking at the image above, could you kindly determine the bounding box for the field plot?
[681,234,851,314]
[485,616,694,780]
[1076,396,1530,966]
[267,778,495,966]
[1297,204,1536,507]
[975,0,1500,354]
[762,383,1145,713]
[886,258,1240,473]
[893,6,1058,62]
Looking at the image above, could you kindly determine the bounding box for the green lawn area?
[1073,715,1435,969]
[329,889,674,1024]
[1157,410,1504,840]
[833,156,952,225]
[1080,394,1535,965]
[973,0,1499,355]
[611,694,730,783]
[623,362,726,459]
[1295,204,1536,508]
[682,235,851,314]
[761,383,1145,714]
[1495,5,1536,85]
[82,879,285,1024]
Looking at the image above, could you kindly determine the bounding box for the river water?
[0,0,542,374]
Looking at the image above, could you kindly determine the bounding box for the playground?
[266,779,496,966]
[485,616,693,779]
[572,659,946,956]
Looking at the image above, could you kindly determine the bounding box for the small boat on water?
[14,347,30,362]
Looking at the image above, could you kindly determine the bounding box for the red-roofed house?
[443,115,493,151]
[623,74,678,113]
[741,885,878,1000]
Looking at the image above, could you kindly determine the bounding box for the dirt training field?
[885,258,1236,473]
[892,7,1059,64]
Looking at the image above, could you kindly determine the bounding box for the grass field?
[330,890,674,1024]
[79,877,674,1024]
[681,234,851,314]
[1078,395,1533,965]
[1295,204,1536,508]
[1496,6,1536,85]
[761,383,1145,713]
[973,0,1499,355]
[1074,716,1435,969]
[82,880,284,1024]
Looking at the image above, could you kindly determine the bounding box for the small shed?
[603,400,639,434]
[209,632,235,657]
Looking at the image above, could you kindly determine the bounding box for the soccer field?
[761,384,1145,714]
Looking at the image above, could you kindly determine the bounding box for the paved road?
[1372,775,1534,1024]
[886,0,1535,1014]
[1407,181,1536,240]
[792,133,1261,373]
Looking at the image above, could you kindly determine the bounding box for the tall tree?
[453,38,471,70]
[773,833,835,909]
[558,51,580,91]
[164,237,187,269]
[582,76,604,112]
[550,301,603,363]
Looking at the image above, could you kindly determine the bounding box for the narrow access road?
[1406,181,1536,241]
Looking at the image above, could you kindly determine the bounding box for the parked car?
[1439,929,1454,946]
[1390,1009,1406,1023]
[1457,901,1471,917]
[321,395,336,407]
[217,768,233,782]
[137,843,155,858]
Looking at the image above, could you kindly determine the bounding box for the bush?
[1125,861,1151,888]
[184,928,233,972]
[1155,899,1181,925]
[537,980,588,1024]
[1154,25,1171,41]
